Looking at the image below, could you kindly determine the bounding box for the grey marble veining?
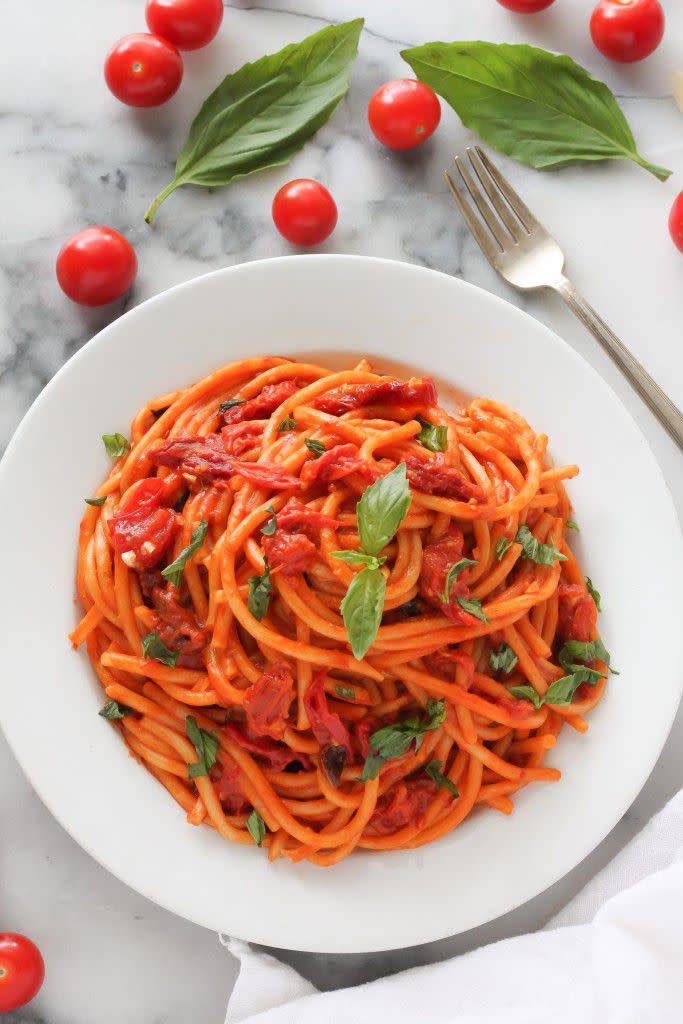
[1,1,682,1021]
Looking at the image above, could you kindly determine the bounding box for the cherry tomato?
[368,79,441,151]
[669,192,683,254]
[145,0,223,51]
[104,33,183,107]
[0,934,45,1013]
[590,0,665,63]
[272,179,338,246]
[56,227,138,306]
[496,0,556,10]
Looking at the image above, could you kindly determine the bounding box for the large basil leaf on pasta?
[357,463,411,557]
[402,41,670,181]
[340,566,386,660]
[145,19,364,221]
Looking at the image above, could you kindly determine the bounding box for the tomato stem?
[144,180,181,224]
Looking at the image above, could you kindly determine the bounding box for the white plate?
[1,256,681,953]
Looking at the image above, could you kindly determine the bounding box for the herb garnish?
[102,433,131,458]
[218,398,245,415]
[585,577,601,611]
[439,557,477,604]
[99,699,133,720]
[85,496,106,507]
[304,438,326,459]
[186,715,220,778]
[335,684,356,701]
[141,632,179,667]
[489,642,518,675]
[510,638,616,709]
[248,556,272,621]
[361,699,446,780]
[278,415,297,432]
[261,506,277,536]
[416,415,448,454]
[567,519,580,532]
[515,525,566,566]
[162,518,208,588]
[495,536,512,561]
[455,596,488,623]
[246,809,267,847]
[425,759,459,797]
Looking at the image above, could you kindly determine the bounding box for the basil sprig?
[425,758,459,797]
[489,642,518,675]
[145,19,364,222]
[99,699,133,720]
[361,698,446,781]
[510,638,616,709]
[141,632,179,667]
[439,557,477,603]
[102,433,131,458]
[248,556,272,621]
[402,41,670,181]
[416,415,448,454]
[162,519,208,588]
[186,715,219,778]
[336,464,411,659]
[261,506,277,536]
[585,576,601,611]
[247,809,267,847]
[515,525,566,566]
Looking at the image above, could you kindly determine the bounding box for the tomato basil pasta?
[71,356,613,865]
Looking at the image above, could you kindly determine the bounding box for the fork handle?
[554,276,683,451]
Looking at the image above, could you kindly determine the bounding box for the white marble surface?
[1,0,682,1020]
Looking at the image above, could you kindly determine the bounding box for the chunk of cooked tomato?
[366,778,437,836]
[223,381,299,425]
[424,647,475,688]
[216,759,248,815]
[303,670,352,755]
[354,715,380,758]
[419,527,480,626]
[149,436,300,490]
[149,583,207,668]
[406,454,485,503]
[276,497,343,534]
[557,583,597,643]
[316,376,437,416]
[300,443,378,486]
[225,723,309,772]
[110,477,178,568]
[221,421,264,458]
[262,531,317,575]
[243,663,294,739]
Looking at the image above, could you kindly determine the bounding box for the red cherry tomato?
[669,192,683,254]
[272,180,338,247]
[145,0,223,51]
[496,0,555,10]
[104,33,183,107]
[368,79,441,151]
[56,227,138,306]
[0,934,45,1013]
[590,0,665,63]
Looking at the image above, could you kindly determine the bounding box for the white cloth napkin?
[222,789,683,1023]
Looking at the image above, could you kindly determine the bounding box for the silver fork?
[445,147,683,451]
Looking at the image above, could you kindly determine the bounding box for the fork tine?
[443,171,500,264]
[474,147,540,233]
[453,155,507,250]
[466,147,525,241]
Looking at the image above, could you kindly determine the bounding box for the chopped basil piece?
[185,715,219,778]
[559,638,615,674]
[335,684,356,701]
[508,684,542,709]
[489,642,518,675]
[162,518,208,588]
[495,536,512,561]
[141,632,179,667]
[218,398,245,415]
[85,495,106,507]
[567,519,580,532]
[439,557,477,603]
[416,415,448,454]
[361,699,446,780]
[425,759,459,797]
[248,556,272,621]
[585,576,601,612]
[360,753,384,782]
[304,438,326,459]
[331,550,386,569]
[246,809,267,846]
[515,524,567,566]
[455,596,489,623]
[278,415,297,432]
[260,506,277,536]
[321,744,347,787]
[99,699,133,720]
[509,663,606,710]
[102,433,131,458]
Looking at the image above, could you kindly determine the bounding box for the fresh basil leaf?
[162,518,208,588]
[425,759,459,797]
[559,638,614,673]
[543,673,593,707]
[335,684,356,700]
[304,438,326,459]
[439,557,477,603]
[416,415,448,454]
[455,596,489,623]
[489,642,518,675]
[218,398,245,415]
[357,463,411,557]
[85,495,106,507]
[185,715,219,778]
[331,550,386,569]
[261,506,277,536]
[515,524,567,566]
[248,556,272,622]
[340,566,386,660]
[246,809,267,846]
[360,753,384,782]
[102,433,131,458]
[141,632,179,667]
[585,576,601,612]
[321,744,347,787]
[99,699,133,720]
[567,519,580,532]
[495,536,512,561]
[364,698,447,777]
[402,41,670,181]
[508,685,542,709]
[145,19,364,221]
[278,414,297,432]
